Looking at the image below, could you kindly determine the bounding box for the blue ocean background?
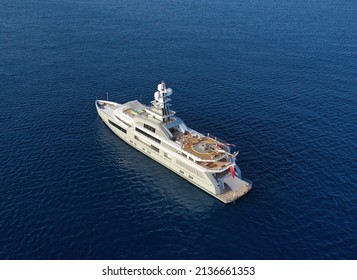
[0,0,356,259]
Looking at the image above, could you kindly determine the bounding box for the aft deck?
[216,182,252,203]
[197,159,230,169]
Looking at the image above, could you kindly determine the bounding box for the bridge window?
[144,123,155,133]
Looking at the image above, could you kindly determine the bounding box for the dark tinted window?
[150,145,159,153]
[135,128,161,144]
[144,124,155,133]
[109,120,127,134]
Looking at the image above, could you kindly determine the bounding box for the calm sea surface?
[0,0,356,259]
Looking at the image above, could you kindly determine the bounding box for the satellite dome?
[154,91,160,100]
[158,82,165,92]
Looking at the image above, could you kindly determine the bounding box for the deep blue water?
[1,0,356,259]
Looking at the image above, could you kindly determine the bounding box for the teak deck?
[181,135,228,162]
[216,184,251,203]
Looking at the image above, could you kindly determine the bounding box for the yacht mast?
[152,81,173,123]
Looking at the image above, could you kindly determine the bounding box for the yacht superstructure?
[95,82,252,203]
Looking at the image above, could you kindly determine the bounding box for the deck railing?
[204,133,228,145]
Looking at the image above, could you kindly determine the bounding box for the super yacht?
[95,81,252,203]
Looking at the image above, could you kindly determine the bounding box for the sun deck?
[176,133,230,162]
[124,107,148,118]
